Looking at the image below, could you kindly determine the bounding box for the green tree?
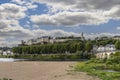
[85,41,93,52]
[77,42,85,52]
[115,40,120,50]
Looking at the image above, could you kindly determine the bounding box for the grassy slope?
[75,60,120,80]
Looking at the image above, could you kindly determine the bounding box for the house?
[93,44,116,58]
[6,50,14,55]
[3,51,7,55]
[113,36,120,40]
[0,49,14,55]
[105,44,116,51]
[93,44,116,53]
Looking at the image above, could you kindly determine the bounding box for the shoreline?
[0,61,100,80]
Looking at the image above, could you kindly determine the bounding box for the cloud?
[0,2,34,46]
[86,33,117,39]
[0,3,27,19]
[11,0,26,5]
[29,0,120,27]
[0,21,8,29]
[33,29,80,37]
[0,40,20,47]
[116,27,120,30]
[11,0,38,9]
[30,11,109,27]
[33,0,120,11]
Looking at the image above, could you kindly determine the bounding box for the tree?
[115,40,120,50]
[77,42,85,52]
[85,41,93,52]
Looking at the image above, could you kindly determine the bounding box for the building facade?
[93,44,116,58]
[93,44,116,53]
[21,36,54,46]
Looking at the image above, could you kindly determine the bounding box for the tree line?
[12,41,94,54]
[12,38,120,54]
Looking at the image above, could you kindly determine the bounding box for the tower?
[21,40,25,45]
[81,32,85,40]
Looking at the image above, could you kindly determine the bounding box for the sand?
[0,61,100,80]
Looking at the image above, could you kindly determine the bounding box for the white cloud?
[0,3,34,46]
[32,29,80,37]
[11,0,26,5]
[0,3,27,19]
[26,3,38,9]
[29,0,120,27]
[11,0,38,9]
[0,40,20,47]
[33,0,120,11]
[0,21,9,29]
[85,32,120,40]
[30,11,109,27]
[116,27,120,30]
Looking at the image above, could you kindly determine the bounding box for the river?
[0,58,27,62]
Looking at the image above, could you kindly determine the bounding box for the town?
[10,33,120,59]
[1,33,120,59]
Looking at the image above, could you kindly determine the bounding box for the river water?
[0,58,27,62]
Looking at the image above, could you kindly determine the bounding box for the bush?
[0,78,12,80]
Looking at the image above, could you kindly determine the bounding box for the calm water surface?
[0,58,27,62]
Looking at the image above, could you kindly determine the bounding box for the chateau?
[20,33,85,46]
[21,36,54,46]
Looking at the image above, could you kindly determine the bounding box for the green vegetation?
[11,38,119,60]
[75,52,120,80]
[115,40,120,50]
[12,41,85,54]
[12,38,118,55]
[0,53,91,61]
[85,41,93,52]
[90,38,116,46]
[0,78,12,80]
[12,40,92,60]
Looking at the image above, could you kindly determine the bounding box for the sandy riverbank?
[0,61,100,80]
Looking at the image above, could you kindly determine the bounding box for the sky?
[1,0,120,47]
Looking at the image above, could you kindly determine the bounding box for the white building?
[93,44,116,53]
[23,36,54,45]
[26,39,35,45]
[0,49,14,55]
[93,44,116,58]
[7,50,14,55]
[3,51,7,55]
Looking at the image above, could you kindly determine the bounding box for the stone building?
[21,36,54,46]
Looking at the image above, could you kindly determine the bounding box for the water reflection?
[0,58,27,62]
[103,69,118,72]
